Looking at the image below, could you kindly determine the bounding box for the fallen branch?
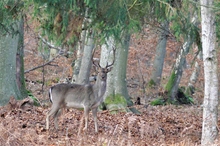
[24,55,59,74]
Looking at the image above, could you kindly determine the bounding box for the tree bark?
[150,20,169,85]
[114,33,130,103]
[0,20,26,105]
[200,0,218,145]
[100,33,138,113]
[16,18,27,98]
[72,12,87,83]
[76,30,94,84]
[186,51,202,95]
[100,37,115,98]
[72,30,86,83]
[165,13,198,102]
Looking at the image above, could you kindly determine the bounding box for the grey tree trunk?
[72,29,86,83]
[16,19,27,98]
[72,14,87,83]
[76,30,94,84]
[150,20,169,85]
[200,0,218,145]
[0,20,26,106]
[186,51,202,95]
[100,33,138,113]
[165,13,198,102]
[114,33,130,103]
[100,37,115,99]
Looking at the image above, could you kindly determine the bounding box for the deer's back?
[50,83,95,109]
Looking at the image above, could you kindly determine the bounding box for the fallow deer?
[46,48,115,133]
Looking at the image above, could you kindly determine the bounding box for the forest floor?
[1,97,220,146]
[0,22,220,145]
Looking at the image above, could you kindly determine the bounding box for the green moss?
[105,94,127,105]
[165,71,176,92]
[27,90,40,106]
[104,94,127,114]
[147,79,156,88]
[150,97,165,106]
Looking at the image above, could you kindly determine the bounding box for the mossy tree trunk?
[165,13,198,103]
[100,33,138,113]
[0,19,27,106]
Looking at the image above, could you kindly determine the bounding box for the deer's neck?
[93,75,106,100]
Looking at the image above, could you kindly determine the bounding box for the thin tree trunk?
[186,51,202,95]
[200,0,218,145]
[150,20,169,85]
[76,30,94,84]
[72,30,86,82]
[16,18,27,98]
[72,11,87,83]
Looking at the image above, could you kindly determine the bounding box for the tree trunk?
[114,33,131,104]
[0,20,26,106]
[76,30,94,84]
[100,33,138,113]
[165,13,198,103]
[200,0,218,145]
[186,51,202,95]
[72,12,87,83]
[150,20,169,85]
[72,29,86,82]
[100,37,115,98]
[16,18,27,98]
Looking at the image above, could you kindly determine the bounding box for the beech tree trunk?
[200,0,218,145]
[100,37,115,98]
[0,20,26,106]
[72,12,87,83]
[72,30,86,83]
[76,30,94,84]
[150,20,169,85]
[100,33,138,113]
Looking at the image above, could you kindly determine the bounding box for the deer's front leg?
[92,107,98,133]
[83,107,90,131]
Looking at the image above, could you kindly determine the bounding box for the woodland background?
[0,0,220,145]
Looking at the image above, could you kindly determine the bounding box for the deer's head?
[92,47,116,82]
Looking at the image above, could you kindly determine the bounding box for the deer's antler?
[106,47,116,68]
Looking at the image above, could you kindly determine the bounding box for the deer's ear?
[107,67,113,72]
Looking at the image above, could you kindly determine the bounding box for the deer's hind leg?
[46,104,61,130]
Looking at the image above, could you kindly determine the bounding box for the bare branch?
[24,55,59,74]
[38,34,65,54]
